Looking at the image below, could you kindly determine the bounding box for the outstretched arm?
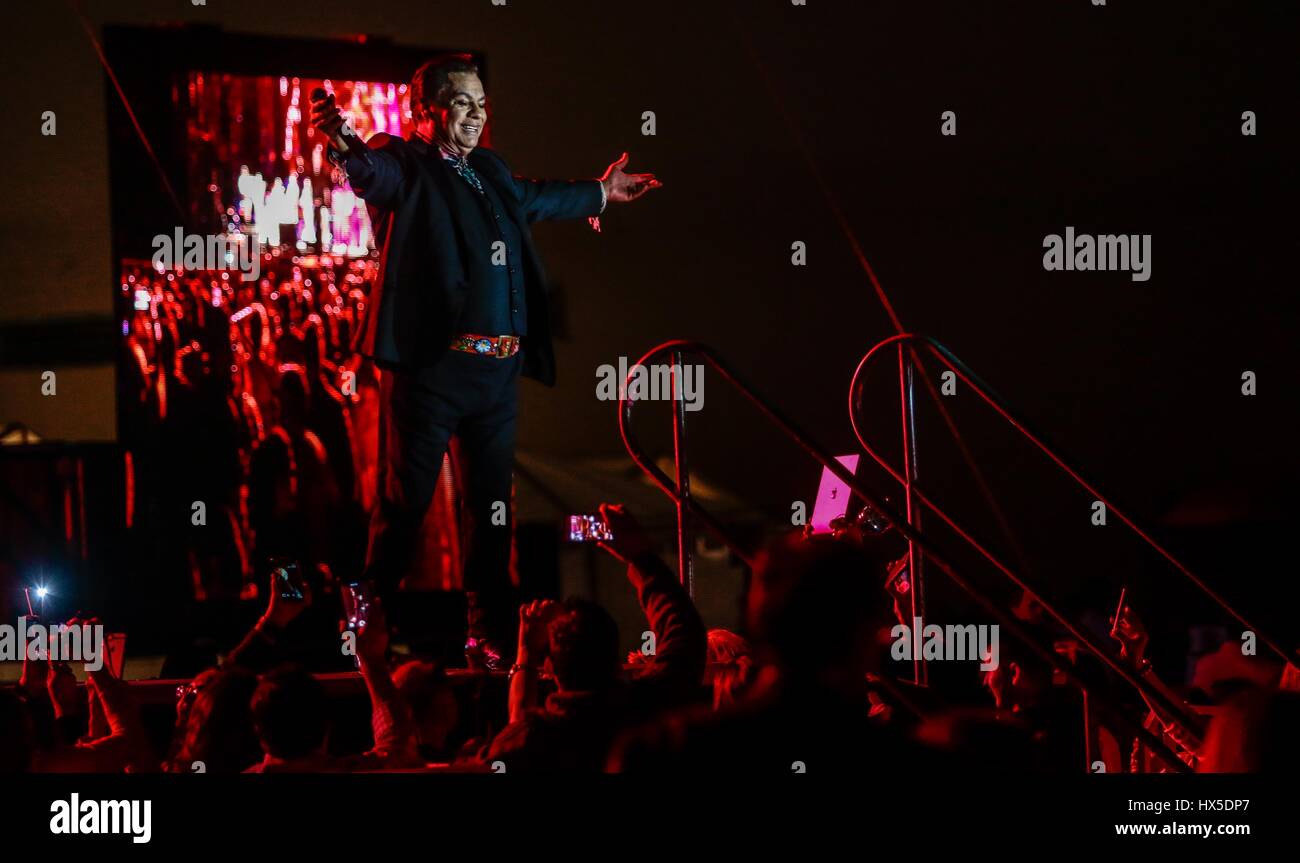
[354,600,418,764]
[509,175,605,224]
[1110,603,1203,757]
[598,504,706,694]
[509,599,559,723]
[224,571,311,672]
[74,668,152,770]
[508,152,662,223]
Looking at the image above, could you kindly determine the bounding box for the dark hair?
[393,660,460,751]
[394,661,449,716]
[250,666,327,760]
[707,629,754,710]
[173,667,261,773]
[410,54,480,121]
[748,533,892,674]
[547,599,621,691]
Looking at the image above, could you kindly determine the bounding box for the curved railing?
[849,334,1294,666]
[849,333,1299,760]
[619,339,1198,771]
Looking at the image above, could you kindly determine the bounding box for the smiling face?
[431,71,487,157]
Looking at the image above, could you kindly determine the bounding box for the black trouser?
[363,349,521,647]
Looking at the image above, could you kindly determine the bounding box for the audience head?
[706,629,754,709]
[746,533,892,684]
[393,661,460,755]
[250,666,328,761]
[547,599,621,692]
[980,648,1050,715]
[174,667,261,773]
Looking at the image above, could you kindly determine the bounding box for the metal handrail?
[849,333,1300,761]
[849,334,1296,667]
[616,343,758,575]
[619,339,1195,772]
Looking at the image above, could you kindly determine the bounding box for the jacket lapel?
[418,140,476,219]
[469,150,530,233]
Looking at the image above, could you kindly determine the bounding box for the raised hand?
[599,153,662,204]
[309,91,349,150]
[263,567,312,630]
[596,503,656,564]
[516,599,559,667]
[355,598,390,666]
[1109,603,1149,667]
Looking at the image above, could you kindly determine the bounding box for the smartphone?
[568,513,613,543]
[273,561,305,601]
[340,581,373,671]
[341,581,372,632]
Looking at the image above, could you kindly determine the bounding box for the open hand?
[517,599,559,666]
[596,503,655,564]
[600,153,662,203]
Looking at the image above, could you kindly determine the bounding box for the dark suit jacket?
[338,134,603,385]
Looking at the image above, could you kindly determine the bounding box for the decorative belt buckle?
[497,336,515,358]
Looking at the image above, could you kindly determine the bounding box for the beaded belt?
[450,333,521,358]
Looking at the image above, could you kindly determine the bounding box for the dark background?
[2,1,1297,661]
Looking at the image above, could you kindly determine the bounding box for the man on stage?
[310,54,660,667]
